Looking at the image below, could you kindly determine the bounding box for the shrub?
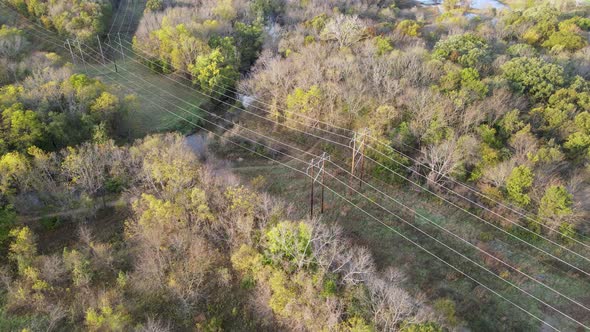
[558,222,576,244]
[433,298,458,327]
[396,20,421,37]
[374,35,393,55]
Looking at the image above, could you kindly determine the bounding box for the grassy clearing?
[83,60,206,138]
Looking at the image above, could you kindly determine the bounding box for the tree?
[61,141,118,203]
[0,25,29,59]
[542,30,587,52]
[2,103,44,151]
[90,92,119,126]
[419,138,462,188]
[564,112,590,158]
[264,221,313,271]
[321,14,367,49]
[0,151,30,196]
[234,22,263,71]
[0,205,16,247]
[190,49,239,97]
[8,226,37,274]
[505,165,534,206]
[285,85,322,126]
[502,57,565,101]
[144,0,163,12]
[538,185,573,229]
[432,33,490,68]
[365,269,418,331]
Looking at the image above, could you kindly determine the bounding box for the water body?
[417,0,507,9]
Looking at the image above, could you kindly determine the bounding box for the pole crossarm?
[306,152,330,182]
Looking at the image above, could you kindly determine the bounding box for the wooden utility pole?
[310,160,314,219]
[118,33,125,61]
[97,35,106,64]
[349,128,370,193]
[321,156,326,214]
[65,39,76,64]
[75,38,87,72]
[107,34,118,73]
[307,152,330,218]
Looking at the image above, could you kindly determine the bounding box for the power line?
[112,38,590,265]
[19,15,590,320]
[123,32,590,245]
[74,37,590,324]
[107,0,123,35]
[4,8,587,329]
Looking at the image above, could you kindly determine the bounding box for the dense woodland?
[242,0,590,239]
[129,0,590,239]
[0,133,442,331]
[1,0,590,331]
[7,0,112,42]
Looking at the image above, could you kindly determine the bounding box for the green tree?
[285,85,322,125]
[542,30,587,52]
[264,221,313,271]
[0,151,30,195]
[0,205,16,247]
[2,103,44,150]
[250,0,283,20]
[190,49,239,97]
[506,165,534,207]
[502,57,565,101]
[558,222,576,244]
[564,112,590,158]
[530,88,587,133]
[145,0,163,12]
[402,322,443,332]
[8,226,37,274]
[85,298,130,331]
[432,33,490,68]
[538,185,573,221]
[234,22,263,71]
[90,91,119,125]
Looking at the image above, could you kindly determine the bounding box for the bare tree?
[321,14,367,48]
[365,268,419,331]
[419,137,462,188]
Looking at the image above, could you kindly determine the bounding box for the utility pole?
[349,128,370,193]
[75,37,87,72]
[97,35,106,64]
[107,34,118,73]
[310,159,314,219]
[118,33,125,61]
[65,39,76,64]
[321,155,326,214]
[307,152,330,218]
